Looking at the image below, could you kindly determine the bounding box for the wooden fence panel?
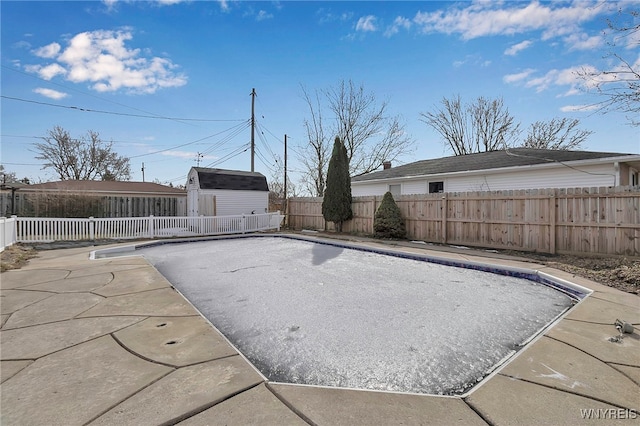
[287,186,640,257]
[0,192,186,218]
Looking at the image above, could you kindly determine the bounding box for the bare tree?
[297,80,415,194]
[298,85,331,196]
[521,118,593,150]
[327,80,415,176]
[420,95,521,155]
[35,126,131,181]
[576,9,639,126]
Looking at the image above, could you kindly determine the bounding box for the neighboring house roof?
[191,167,269,191]
[352,148,639,182]
[20,180,186,196]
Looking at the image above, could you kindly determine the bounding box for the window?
[631,169,639,187]
[429,181,444,193]
[388,184,401,197]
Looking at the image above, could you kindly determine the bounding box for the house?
[186,167,269,216]
[1,180,187,217]
[351,148,640,196]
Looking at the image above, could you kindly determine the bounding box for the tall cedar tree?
[374,191,406,239]
[322,137,352,232]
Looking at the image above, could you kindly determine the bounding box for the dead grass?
[1,245,38,272]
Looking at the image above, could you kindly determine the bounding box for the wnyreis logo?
[580,408,637,420]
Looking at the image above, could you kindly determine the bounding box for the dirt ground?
[1,243,638,296]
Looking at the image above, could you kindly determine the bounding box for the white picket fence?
[0,212,283,249]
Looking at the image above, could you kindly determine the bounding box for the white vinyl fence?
[2,212,282,247]
[1,216,18,252]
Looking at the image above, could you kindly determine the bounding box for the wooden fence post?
[442,193,448,244]
[549,191,556,254]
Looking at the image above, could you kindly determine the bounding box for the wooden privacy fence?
[0,192,186,218]
[287,186,640,257]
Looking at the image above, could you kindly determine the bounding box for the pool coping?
[2,232,638,425]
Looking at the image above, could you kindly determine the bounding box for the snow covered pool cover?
[138,236,576,395]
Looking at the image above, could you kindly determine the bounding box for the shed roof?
[191,167,269,191]
[352,148,638,182]
[21,180,186,195]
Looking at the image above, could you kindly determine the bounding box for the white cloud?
[256,10,273,21]
[26,29,187,94]
[218,0,229,12]
[356,15,377,32]
[452,54,491,69]
[38,63,67,80]
[102,0,117,9]
[32,42,61,58]
[564,32,603,51]
[161,150,217,160]
[33,88,68,100]
[411,1,604,42]
[384,16,411,37]
[515,65,594,96]
[504,40,532,56]
[316,9,353,25]
[503,68,536,83]
[560,104,599,112]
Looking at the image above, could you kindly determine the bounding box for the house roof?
[21,180,186,195]
[191,167,269,191]
[352,148,638,182]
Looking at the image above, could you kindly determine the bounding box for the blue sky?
[2,0,639,191]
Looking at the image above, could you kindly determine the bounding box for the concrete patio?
[1,234,638,425]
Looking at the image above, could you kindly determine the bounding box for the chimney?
[383,161,392,170]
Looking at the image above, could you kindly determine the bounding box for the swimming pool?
[132,235,583,395]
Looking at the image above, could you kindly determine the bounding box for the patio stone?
[66,263,148,279]
[0,289,54,314]
[89,356,263,426]
[0,360,32,383]
[500,336,640,409]
[467,374,631,425]
[114,315,237,367]
[0,316,144,359]
[610,364,640,386]
[2,292,104,329]
[24,273,113,293]
[176,384,306,425]
[565,296,640,324]
[0,268,69,289]
[79,287,197,317]
[94,266,171,297]
[546,320,640,366]
[270,384,487,426]
[0,335,171,426]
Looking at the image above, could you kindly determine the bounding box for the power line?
[2,64,205,126]
[129,121,250,159]
[205,143,251,168]
[1,95,245,122]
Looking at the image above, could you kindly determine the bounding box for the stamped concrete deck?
[1,234,638,425]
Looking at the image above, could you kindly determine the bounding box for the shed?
[186,167,269,216]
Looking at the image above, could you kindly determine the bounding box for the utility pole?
[284,134,288,201]
[141,162,145,182]
[196,152,203,167]
[250,88,256,172]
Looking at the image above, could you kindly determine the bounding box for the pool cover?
[138,237,575,395]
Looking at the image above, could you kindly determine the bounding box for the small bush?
[374,192,406,239]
